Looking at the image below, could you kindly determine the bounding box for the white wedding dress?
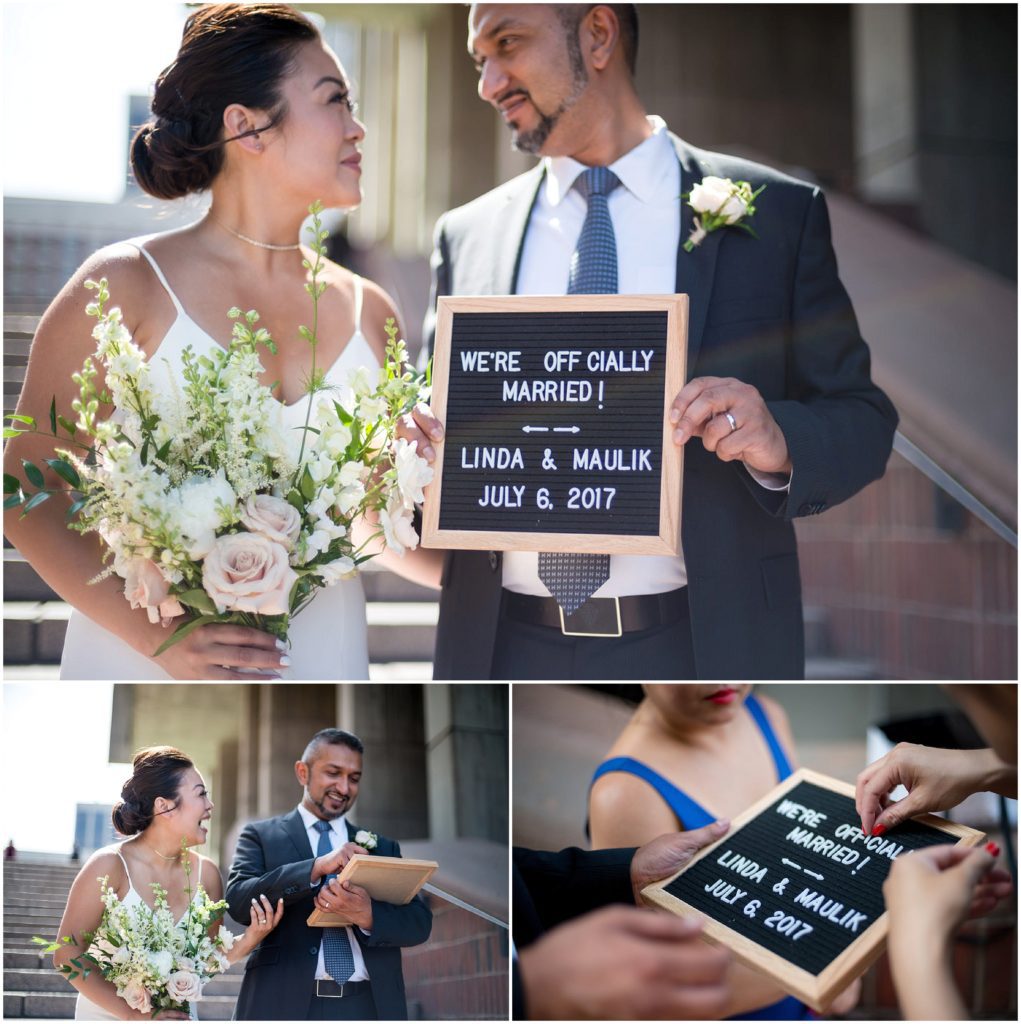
[74,845,202,1021]
[59,239,372,680]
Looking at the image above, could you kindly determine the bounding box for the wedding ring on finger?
[724,411,738,433]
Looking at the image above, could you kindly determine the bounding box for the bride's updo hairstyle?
[131,3,319,200]
[112,746,194,836]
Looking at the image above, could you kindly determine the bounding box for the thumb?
[949,846,997,889]
[872,793,927,834]
[682,818,731,852]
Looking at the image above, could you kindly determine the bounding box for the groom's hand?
[631,819,731,906]
[396,402,445,464]
[311,841,364,883]
[671,376,792,476]
[316,879,373,931]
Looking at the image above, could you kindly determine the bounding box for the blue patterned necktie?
[313,819,354,983]
[538,167,621,616]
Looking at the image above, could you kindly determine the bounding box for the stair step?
[2,989,236,1020]
[805,656,879,680]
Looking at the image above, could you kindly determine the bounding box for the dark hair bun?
[111,797,151,837]
[130,120,221,201]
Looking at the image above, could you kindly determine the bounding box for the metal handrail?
[893,432,1017,548]
[422,883,507,929]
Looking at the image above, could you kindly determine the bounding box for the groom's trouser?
[307,983,378,1020]
[491,586,696,680]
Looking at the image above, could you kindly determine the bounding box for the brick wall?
[796,451,1017,679]
[402,893,509,1020]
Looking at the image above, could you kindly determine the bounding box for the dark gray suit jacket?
[225,811,432,1020]
[424,134,897,680]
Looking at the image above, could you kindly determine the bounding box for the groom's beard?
[508,36,588,155]
[311,791,352,820]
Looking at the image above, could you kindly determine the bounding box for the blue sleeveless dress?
[590,694,810,1021]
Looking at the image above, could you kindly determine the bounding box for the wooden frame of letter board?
[307,855,438,927]
[422,294,687,554]
[641,767,984,1012]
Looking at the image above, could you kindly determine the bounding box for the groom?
[225,728,432,1020]
[423,3,897,680]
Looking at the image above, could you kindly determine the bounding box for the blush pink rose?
[239,494,301,550]
[166,970,202,1004]
[120,978,151,1015]
[202,533,298,615]
[123,558,185,626]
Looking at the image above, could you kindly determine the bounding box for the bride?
[3,3,443,680]
[57,747,282,1020]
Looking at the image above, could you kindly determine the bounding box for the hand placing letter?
[671,376,791,476]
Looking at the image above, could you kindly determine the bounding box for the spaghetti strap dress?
[59,238,373,680]
[589,694,810,1021]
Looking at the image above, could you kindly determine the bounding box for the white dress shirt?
[297,803,370,982]
[506,115,787,599]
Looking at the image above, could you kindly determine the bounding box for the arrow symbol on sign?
[804,868,824,881]
[553,425,580,433]
[781,858,803,872]
[521,426,550,433]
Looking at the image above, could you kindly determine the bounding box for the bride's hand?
[154,624,288,680]
[242,893,285,948]
[148,1011,190,1021]
[396,402,444,464]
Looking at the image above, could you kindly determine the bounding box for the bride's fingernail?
[279,655,291,667]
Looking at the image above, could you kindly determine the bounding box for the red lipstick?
[706,687,738,705]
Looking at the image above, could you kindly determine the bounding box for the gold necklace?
[211,215,300,252]
[143,839,182,862]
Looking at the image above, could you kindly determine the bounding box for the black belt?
[315,979,370,999]
[502,587,688,637]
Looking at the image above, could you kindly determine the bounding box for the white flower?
[317,556,356,586]
[347,365,378,398]
[120,978,151,1014]
[354,829,378,850]
[392,438,433,510]
[175,956,196,973]
[688,175,748,224]
[202,532,298,615]
[217,928,237,951]
[358,394,388,421]
[380,502,419,557]
[335,481,366,516]
[240,494,301,550]
[166,970,202,1003]
[169,471,237,559]
[148,948,174,979]
[112,945,131,965]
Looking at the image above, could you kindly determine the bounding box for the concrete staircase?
[3,858,244,1019]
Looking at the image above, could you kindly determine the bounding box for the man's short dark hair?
[556,4,639,76]
[302,728,364,764]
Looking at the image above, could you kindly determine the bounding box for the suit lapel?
[672,135,724,374]
[497,163,545,295]
[281,808,313,859]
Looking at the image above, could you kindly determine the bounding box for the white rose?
[688,176,748,224]
[166,970,202,1003]
[120,978,151,1015]
[354,829,378,850]
[202,533,298,615]
[318,556,356,586]
[112,945,131,965]
[392,438,434,510]
[174,956,196,973]
[380,503,419,557]
[148,948,174,979]
[240,494,301,550]
[171,471,237,559]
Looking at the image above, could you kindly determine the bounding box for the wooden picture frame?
[641,767,984,1012]
[306,855,438,928]
[422,294,688,555]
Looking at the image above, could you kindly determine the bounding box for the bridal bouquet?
[34,859,236,1016]
[4,202,432,655]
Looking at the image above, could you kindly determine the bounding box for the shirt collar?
[297,803,348,838]
[543,115,675,207]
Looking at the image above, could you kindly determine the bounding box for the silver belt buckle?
[559,596,623,637]
[317,980,346,998]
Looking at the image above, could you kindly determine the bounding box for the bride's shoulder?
[75,844,128,885]
[193,851,224,894]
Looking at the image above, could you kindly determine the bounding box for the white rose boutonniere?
[683,175,766,252]
[354,829,378,851]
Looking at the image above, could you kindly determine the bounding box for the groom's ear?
[294,759,309,787]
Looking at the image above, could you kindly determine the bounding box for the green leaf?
[156,439,172,463]
[140,439,150,466]
[3,473,20,494]
[49,397,57,434]
[153,615,220,658]
[4,492,24,510]
[57,415,77,436]
[4,428,24,439]
[6,413,35,426]
[22,459,44,488]
[300,466,316,500]
[45,459,81,489]
[177,589,218,615]
[21,491,51,515]
[333,401,353,426]
[285,488,305,513]
[66,499,87,520]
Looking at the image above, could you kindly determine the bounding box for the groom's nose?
[478,59,509,104]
